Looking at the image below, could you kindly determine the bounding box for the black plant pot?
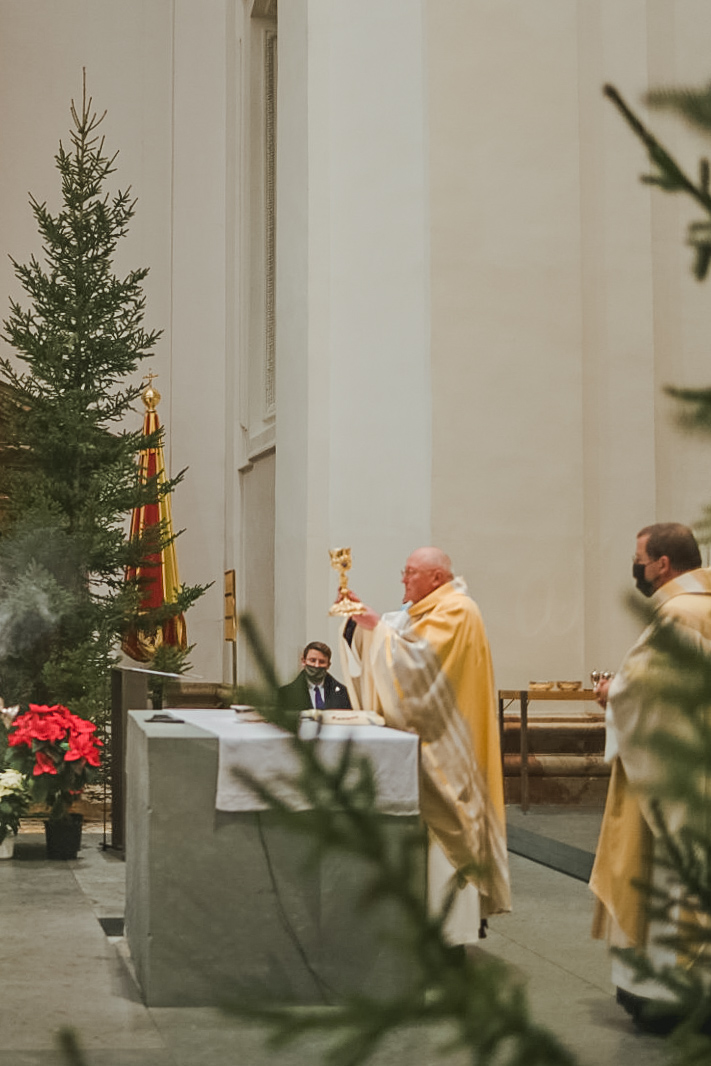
[44,813,83,860]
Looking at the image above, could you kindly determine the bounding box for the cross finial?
[141,370,161,411]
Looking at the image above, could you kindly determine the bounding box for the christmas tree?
[0,73,204,723]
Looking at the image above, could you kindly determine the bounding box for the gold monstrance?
[329,547,367,617]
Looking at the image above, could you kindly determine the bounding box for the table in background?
[498,689,598,812]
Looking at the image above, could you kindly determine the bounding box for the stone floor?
[0,809,673,1066]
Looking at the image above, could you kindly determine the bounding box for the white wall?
[168,0,231,682]
[426,0,711,688]
[0,2,173,339]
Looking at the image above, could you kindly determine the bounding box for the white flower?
[0,705,20,729]
[0,768,28,798]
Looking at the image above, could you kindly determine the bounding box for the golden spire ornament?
[141,370,161,411]
[121,372,188,661]
[329,547,367,617]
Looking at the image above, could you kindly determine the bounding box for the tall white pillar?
[275,0,431,675]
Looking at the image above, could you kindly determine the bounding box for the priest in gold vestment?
[341,547,511,939]
[590,523,711,1027]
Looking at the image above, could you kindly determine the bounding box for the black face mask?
[632,561,655,598]
[304,664,328,685]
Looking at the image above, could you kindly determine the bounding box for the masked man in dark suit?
[279,641,351,711]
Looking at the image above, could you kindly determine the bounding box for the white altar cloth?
[177,709,419,815]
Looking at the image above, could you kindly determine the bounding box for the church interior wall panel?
[245,17,277,456]
[240,451,276,677]
[645,1,711,531]
[162,0,232,682]
[223,0,241,686]
[233,1,278,680]
[325,0,431,622]
[427,0,586,686]
[302,4,337,669]
[273,0,312,677]
[427,0,711,688]
[0,1,174,364]
[578,0,658,672]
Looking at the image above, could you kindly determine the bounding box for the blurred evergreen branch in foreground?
[58,77,711,1066]
[597,90,711,1056]
[604,83,711,283]
[224,615,577,1066]
[604,82,711,556]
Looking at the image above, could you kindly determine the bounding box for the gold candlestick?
[328,547,367,617]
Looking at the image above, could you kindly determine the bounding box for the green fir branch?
[604,84,711,281]
[224,615,578,1066]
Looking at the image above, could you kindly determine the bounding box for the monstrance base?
[329,596,367,618]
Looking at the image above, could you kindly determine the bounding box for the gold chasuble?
[590,567,711,976]
[342,578,511,918]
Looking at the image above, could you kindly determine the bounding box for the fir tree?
[0,74,203,722]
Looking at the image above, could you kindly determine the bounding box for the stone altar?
[125,710,425,1006]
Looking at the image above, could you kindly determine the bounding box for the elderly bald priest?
[341,546,510,942]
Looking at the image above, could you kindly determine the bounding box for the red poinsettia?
[7,704,102,821]
[33,750,59,776]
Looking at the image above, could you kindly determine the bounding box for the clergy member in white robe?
[341,547,511,942]
[590,522,711,1022]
